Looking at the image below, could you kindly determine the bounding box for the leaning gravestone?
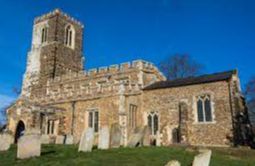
[65,134,74,145]
[127,127,144,147]
[142,126,150,146]
[192,149,212,166]
[55,135,65,144]
[78,128,94,152]
[110,123,122,148]
[41,135,50,144]
[17,133,41,159]
[98,126,110,150]
[0,133,13,151]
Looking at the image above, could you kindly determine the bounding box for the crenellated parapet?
[29,60,166,104]
[47,60,165,84]
[34,8,84,28]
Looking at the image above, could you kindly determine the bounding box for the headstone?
[98,126,110,150]
[192,149,212,166]
[65,134,74,145]
[78,128,94,152]
[17,133,41,159]
[142,126,150,146]
[0,133,13,151]
[55,135,65,144]
[127,127,144,147]
[156,131,161,146]
[165,160,181,166]
[110,123,121,148]
[41,135,50,144]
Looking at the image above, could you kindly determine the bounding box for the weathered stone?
[127,127,144,147]
[40,134,50,144]
[98,126,110,150]
[156,131,161,146]
[110,123,122,148]
[17,133,41,159]
[78,128,94,152]
[165,160,181,166]
[192,149,212,166]
[0,133,13,151]
[142,126,150,146]
[65,134,74,145]
[55,135,65,144]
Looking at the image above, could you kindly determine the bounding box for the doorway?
[15,120,25,143]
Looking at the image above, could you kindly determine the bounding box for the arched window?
[65,25,75,48]
[41,27,48,43]
[147,112,159,135]
[196,94,213,122]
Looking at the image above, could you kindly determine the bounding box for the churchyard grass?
[0,145,255,166]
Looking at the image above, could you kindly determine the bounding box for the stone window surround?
[192,91,216,125]
[41,26,48,44]
[64,24,75,49]
[146,111,160,136]
[128,104,138,128]
[85,108,100,133]
[45,118,59,135]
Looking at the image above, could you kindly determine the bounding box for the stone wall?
[142,80,234,147]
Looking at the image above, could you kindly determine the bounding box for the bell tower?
[21,9,84,98]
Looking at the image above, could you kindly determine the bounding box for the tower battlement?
[34,8,84,28]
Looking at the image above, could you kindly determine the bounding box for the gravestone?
[142,126,150,146]
[98,126,110,150]
[165,160,181,166]
[78,128,94,152]
[17,133,41,159]
[65,134,74,145]
[192,149,212,166]
[41,135,50,144]
[156,131,161,146]
[55,135,65,144]
[0,133,13,151]
[127,127,144,147]
[110,123,121,148]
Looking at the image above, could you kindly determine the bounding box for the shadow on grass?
[41,150,56,156]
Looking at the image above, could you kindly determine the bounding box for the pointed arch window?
[41,27,48,43]
[65,25,75,48]
[196,94,213,122]
[147,112,159,135]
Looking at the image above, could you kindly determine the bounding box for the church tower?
[21,9,84,98]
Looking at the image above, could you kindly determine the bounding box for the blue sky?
[0,0,255,112]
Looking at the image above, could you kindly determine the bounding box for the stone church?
[6,9,249,147]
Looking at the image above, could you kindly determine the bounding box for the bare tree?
[245,76,255,124]
[159,54,204,80]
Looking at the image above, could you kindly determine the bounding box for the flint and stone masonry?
[6,9,248,147]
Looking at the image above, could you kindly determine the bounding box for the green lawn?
[0,145,255,166]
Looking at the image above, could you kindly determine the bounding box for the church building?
[6,9,248,147]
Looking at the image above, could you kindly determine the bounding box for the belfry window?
[196,94,213,122]
[147,112,159,135]
[88,109,99,132]
[65,25,75,48]
[41,27,48,43]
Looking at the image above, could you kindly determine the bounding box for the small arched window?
[65,25,75,48]
[196,94,213,122]
[41,27,48,43]
[147,111,159,135]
